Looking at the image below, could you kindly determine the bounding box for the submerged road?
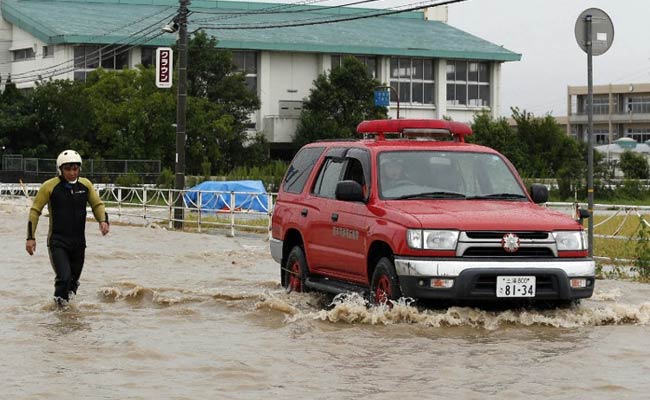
[1,199,649,399]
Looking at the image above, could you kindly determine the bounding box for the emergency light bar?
[356,119,473,142]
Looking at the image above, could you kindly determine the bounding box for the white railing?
[546,201,650,240]
[3,183,649,240]
[0,183,276,238]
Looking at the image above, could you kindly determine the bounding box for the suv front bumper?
[394,258,595,300]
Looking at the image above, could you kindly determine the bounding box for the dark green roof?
[1,0,521,61]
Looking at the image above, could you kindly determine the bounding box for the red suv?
[270,119,594,305]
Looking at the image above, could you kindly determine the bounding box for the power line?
[191,0,379,23]
[195,0,466,31]
[8,11,178,84]
[0,6,175,68]
[10,29,167,84]
[6,0,464,84]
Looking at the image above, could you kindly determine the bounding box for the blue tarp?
[183,180,269,213]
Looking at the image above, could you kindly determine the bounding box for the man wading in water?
[25,150,110,307]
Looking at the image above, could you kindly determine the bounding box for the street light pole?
[174,0,189,229]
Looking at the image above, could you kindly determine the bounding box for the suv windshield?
[378,151,526,200]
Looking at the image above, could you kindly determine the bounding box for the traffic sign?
[374,90,390,107]
[575,8,614,56]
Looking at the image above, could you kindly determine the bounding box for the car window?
[342,158,368,200]
[312,157,345,199]
[379,151,525,199]
[283,147,325,194]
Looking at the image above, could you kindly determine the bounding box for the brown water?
[2,199,650,399]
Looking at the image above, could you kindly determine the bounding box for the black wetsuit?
[28,176,108,301]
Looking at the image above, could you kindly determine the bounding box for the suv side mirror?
[529,184,548,204]
[336,180,364,202]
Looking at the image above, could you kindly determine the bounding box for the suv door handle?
[331,213,339,222]
[301,208,308,217]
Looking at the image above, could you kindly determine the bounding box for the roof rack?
[356,119,473,142]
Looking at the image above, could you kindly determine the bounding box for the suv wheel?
[283,246,309,293]
[371,257,402,304]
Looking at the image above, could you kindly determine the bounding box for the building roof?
[1,0,521,61]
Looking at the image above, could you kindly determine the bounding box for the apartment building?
[567,83,650,145]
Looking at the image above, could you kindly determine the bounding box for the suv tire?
[283,246,309,293]
[371,257,402,304]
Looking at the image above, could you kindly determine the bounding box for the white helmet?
[56,150,82,175]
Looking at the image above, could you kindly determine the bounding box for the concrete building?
[0,0,520,156]
[567,83,650,145]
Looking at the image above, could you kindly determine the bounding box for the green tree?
[83,67,176,165]
[619,150,649,179]
[0,81,33,155]
[185,31,261,174]
[468,111,525,168]
[293,56,387,147]
[469,109,586,200]
[29,79,95,157]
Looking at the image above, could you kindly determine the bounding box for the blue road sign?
[374,90,390,107]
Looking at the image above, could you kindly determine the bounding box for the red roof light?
[356,119,473,142]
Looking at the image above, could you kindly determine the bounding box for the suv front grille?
[462,247,554,257]
[465,231,549,240]
[457,231,557,258]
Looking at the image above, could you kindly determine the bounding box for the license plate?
[496,276,536,297]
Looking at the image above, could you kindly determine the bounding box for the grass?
[587,213,650,281]
[589,213,648,260]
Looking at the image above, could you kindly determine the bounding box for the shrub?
[157,167,174,188]
[115,172,142,187]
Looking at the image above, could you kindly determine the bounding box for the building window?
[580,95,611,115]
[331,54,378,79]
[12,48,35,62]
[627,95,650,114]
[446,60,490,106]
[627,127,650,143]
[232,50,257,93]
[42,46,54,58]
[140,47,156,67]
[390,57,434,105]
[73,45,129,81]
[592,126,613,145]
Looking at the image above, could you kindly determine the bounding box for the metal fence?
[2,183,649,241]
[99,186,275,237]
[0,183,275,238]
[2,154,161,176]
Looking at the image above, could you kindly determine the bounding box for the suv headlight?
[553,231,587,251]
[407,229,459,250]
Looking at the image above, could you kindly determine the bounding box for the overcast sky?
[446,0,650,117]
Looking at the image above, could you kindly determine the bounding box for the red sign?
[155,47,173,88]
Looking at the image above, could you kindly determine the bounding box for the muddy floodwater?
[1,199,649,400]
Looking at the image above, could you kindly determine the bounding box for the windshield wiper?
[467,193,527,200]
[396,191,467,200]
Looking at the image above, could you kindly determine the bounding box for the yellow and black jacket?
[27,176,108,248]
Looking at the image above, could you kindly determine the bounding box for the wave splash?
[262,292,650,330]
[96,281,263,307]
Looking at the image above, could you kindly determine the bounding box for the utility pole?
[174,0,189,229]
